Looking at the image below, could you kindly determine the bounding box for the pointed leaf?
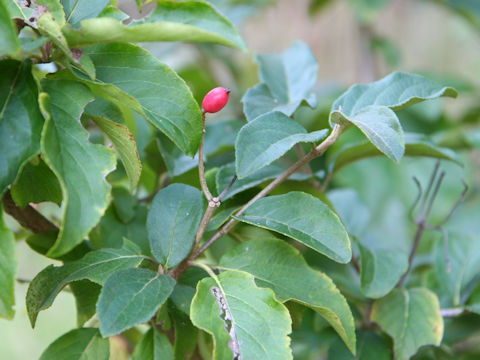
[357,241,408,298]
[0,60,44,195]
[243,42,318,121]
[85,43,202,156]
[147,184,204,268]
[92,116,142,191]
[0,0,20,57]
[371,287,443,360]
[0,204,17,319]
[328,133,462,175]
[234,192,351,263]
[61,0,109,28]
[235,112,328,178]
[97,268,175,337]
[132,327,174,360]
[26,240,143,327]
[190,270,292,360]
[40,79,116,257]
[220,238,356,354]
[63,1,245,49]
[39,327,110,360]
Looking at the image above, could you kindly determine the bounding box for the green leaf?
[216,162,310,200]
[434,231,480,306]
[371,287,443,360]
[0,0,20,57]
[235,112,328,178]
[220,238,356,354]
[36,0,66,26]
[173,311,198,360]
[40,79,116,257]
[327,331,391,360]
[190,269,292,360]
[0,60,44,195]
[61,0,110,28]
[91,116,142,191]
[357,241,408,298]
[26,230,90,262]
[70,280,101,326]
[204,119,243,156]
[330,72,457,121]
[111,187,136,223]
[147,184,204,268]
[39,327,110,360]
[26,240,143,327]
[242,42,318,121]
[157,132,198,177]
[347,0,391,24]
[10,158,62,207]
[334,106,405,161]
[85,43,202,156]
[132,327,174,360]
[0,204,17,319]
[234,192,351,263]
[4,0,34,20]
[63,1,245,49]
[328,133,462,176]
[97,268,175,337]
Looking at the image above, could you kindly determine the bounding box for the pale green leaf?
[36,0,66,26]
[220,238,356,354]
[0,0,20,57]
[371,287,444,360]
[97,268,175,337]
[85,43,202,156]
[63,1,245,49]
[0,60,44,195]
[4,0,35,20]
[39,327,110,360]
[333,105,405,161]
[61,0,110,28]
[242,42,318,121]
[234,192,351,263]
[26,240,143,327]
[147,183,203,268]
[235,112,328,178]
[92,116,142,191]
[132,328,174,360]
[328,133,462,176]
[10,158,62,207]
[40,79,116,257]
[434,231,480,306]
[190,269,292,360]
[0,204,17,319]
[357,241,408,298]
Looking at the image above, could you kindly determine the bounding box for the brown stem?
[397,222,425,287]
[2,190,57,233]
[198,110,213,202]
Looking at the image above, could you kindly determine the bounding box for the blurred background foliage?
[1,0,479,358]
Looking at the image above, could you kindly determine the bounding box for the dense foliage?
[1,0,479,359]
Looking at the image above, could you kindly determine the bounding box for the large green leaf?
[0,204,17,319]
[70,280,101,327]
[97,268,175,337]
[190,269,292,360]
[216,162,310,200]
[147,184,203,268]
[242,42,318,121]
[357,241,408,298]
[40,79,116,257]
[235,112,328,178]
[61,0,109,28]
[434,231,480,306]
[0,0,20,57]
[3,0,34,20]
[132,327,174,360]
[371,288,443,360]
[39,327,110,360]
[220,238,356,354]
[63,1,245,49]
[35,0,66,26]
[234,192,351,263]
[85,43,202,156]
[26,240,143,327]
[328,133,462,176]
[10,158,62,207]
[0,60,44,195]
[91,116,142,191]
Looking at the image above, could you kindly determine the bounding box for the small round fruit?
[202,87,230,113]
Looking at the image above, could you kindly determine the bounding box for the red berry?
[202,87,230,113]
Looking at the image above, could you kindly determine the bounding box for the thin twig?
[441,308,466,317]
[218,175,237,200]
[198,110,214,201]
